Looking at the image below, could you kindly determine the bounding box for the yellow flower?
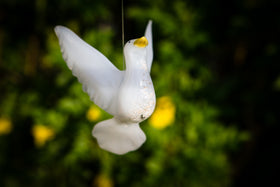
[32,124,55,147]
[93,174,113,187]
[149,96,176,129]
[87,105,102,122]
[0,118,12,135]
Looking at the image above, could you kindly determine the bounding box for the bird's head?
[124,36,148,59]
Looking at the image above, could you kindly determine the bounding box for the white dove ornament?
[54,21,155,155]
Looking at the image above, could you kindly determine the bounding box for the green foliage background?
[0,0,279,186]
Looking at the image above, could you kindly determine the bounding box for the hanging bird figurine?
[54,21,155,155]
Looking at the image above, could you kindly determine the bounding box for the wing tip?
[54,25,68,37]
[145,20,153,36]
[54,25,62,36]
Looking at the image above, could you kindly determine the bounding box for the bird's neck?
[124,52,148,72]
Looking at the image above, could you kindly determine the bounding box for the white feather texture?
[55,21,155,155]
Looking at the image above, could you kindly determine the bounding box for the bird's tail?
[92,117,146,155]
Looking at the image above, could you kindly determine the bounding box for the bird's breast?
[117,69,156,123]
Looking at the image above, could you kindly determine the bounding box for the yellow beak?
[133,36,148,48]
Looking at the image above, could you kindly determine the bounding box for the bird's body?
[118,38,155,123]
[55,21,155,155]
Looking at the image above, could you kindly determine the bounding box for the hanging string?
[121,0,125,70]
[121,0,124,48]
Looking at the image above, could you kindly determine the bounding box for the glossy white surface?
[55,21,155,155]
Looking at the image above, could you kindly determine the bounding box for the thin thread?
[121,0,125,70]
[121,0,124,48]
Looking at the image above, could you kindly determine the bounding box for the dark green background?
[0,0,279,186]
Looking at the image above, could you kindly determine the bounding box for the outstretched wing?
[54,26,123,114]
[144,20,153,72]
